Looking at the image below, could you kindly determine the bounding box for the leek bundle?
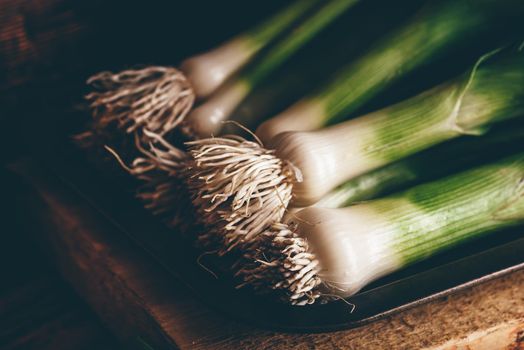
[237,153,524,305]
[188,46,524,254]
[84,0,358,141]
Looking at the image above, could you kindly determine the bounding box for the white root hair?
[235,223,323,306]
[86,66,194,139]
[186,135,302,254]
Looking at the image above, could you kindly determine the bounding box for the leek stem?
[345,47,524,168]
[374,155,524,264]
[319,0,524,125]
[242,0,360,87]
[316,128,524,208]
[244,0,321,53]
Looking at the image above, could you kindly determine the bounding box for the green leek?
[237,153,524,305]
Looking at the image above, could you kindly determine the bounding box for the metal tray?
[10,0,524,333]
[35,136,524,333]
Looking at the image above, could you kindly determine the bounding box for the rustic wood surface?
[12,160,524,350]
[0,273,119,350]
[0,167,119,350]
[424,321,524,350]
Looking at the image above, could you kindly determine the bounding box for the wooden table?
[0,167,118,350]
[11,160,524,350]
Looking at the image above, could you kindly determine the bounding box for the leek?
[237,153,524,305]
[180,0,360,138]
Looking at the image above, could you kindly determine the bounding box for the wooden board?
[0,167,119,350]
[12,159,524,350]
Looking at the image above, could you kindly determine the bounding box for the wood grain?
[12,160,524,350]
[0,167,119,350]
[424,321,524,350]
[0,274,119,350]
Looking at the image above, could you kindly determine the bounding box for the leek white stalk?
[237,154,524,305]
[187,46,524,253]
[255,0,524,144]
[181,0,360,138]
[84,0,319,139]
